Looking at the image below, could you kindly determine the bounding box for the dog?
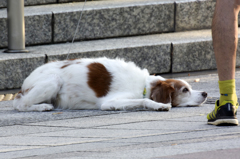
[13,58,207,112]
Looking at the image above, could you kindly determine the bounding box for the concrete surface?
[0,70,240,159]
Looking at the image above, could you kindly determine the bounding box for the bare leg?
[212,0,240,81]
[207,0,240,126]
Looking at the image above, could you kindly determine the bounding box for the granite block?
[25,14,52,45]
[24,0,57,6]
[0,12,52,48]
[0,16,7,48]
[175,0,215,31]
[53,2,174,42]
[0,62,5,90]
[4,58,45,89]
[47,45,171,74]
[0,0,57,8]
[172,40,216,73]
[171,30,240,73]
[0,53,46,89]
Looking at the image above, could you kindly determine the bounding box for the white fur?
[13,58,206,112]
[175,80,207,107]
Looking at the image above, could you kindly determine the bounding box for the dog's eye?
[183,88,189,93]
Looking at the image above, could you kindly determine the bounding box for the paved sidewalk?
[0,71,240,159]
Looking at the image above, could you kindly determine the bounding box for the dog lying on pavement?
[13,58,207,112]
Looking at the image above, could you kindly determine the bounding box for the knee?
[235,0,240,5]
[216,0,240,11]
[234,0,240,11]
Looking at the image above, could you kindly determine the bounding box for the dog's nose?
[202,92,207,98]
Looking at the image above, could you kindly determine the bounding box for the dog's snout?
[202,92,207,98]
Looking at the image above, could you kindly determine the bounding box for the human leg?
[207,0,240,125]
[212,0,240,106]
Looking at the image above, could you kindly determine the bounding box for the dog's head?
[150,79,207,107]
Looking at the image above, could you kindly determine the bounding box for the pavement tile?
[28,128,172,139]
[0,108,119,127]
[88,138,240,158]
[88,109,209,121]
[0,125,73,137]
[25,104,213,129]
[167,114,240,122]
[0,145,45,153]
[26,114,145,128]
[106,126,240,144]
[98,119,213,131]
[0,136,106,146]
[0,141,129,159]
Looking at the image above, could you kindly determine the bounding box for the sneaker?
[207,100,238,126]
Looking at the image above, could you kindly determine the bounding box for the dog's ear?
[150,81,174,104]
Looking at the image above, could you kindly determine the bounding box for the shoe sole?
[208,119,239,126]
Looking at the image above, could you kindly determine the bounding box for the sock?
[219,79,238,108]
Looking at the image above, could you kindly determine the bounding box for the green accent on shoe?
[207,100,238,126]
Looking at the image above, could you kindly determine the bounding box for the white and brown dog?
[13,58,207,112]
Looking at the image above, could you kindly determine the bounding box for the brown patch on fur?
[25,88,32,94]
[68,59,77,61]
[164,79,188,107]
[15,90,23,99]
[150,81,174,104]
[87,62,112,97]
[14,87,33,99]
[164,79,185,90]
[61,60,81,69]
[61,64,71,69]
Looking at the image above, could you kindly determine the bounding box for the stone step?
[0,0,216,48]
[0,0,88,8]
[1,29,240,90]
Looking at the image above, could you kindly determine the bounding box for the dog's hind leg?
[13,74,63,112]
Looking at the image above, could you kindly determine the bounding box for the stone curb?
[0,0,218,48]
[0,54,46,89]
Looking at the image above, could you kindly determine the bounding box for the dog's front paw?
[33,104,54,112]
[156,103,171,111]
[144,99,171,111]
[152,103,171,111]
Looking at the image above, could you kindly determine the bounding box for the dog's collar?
[143,87,147,98]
